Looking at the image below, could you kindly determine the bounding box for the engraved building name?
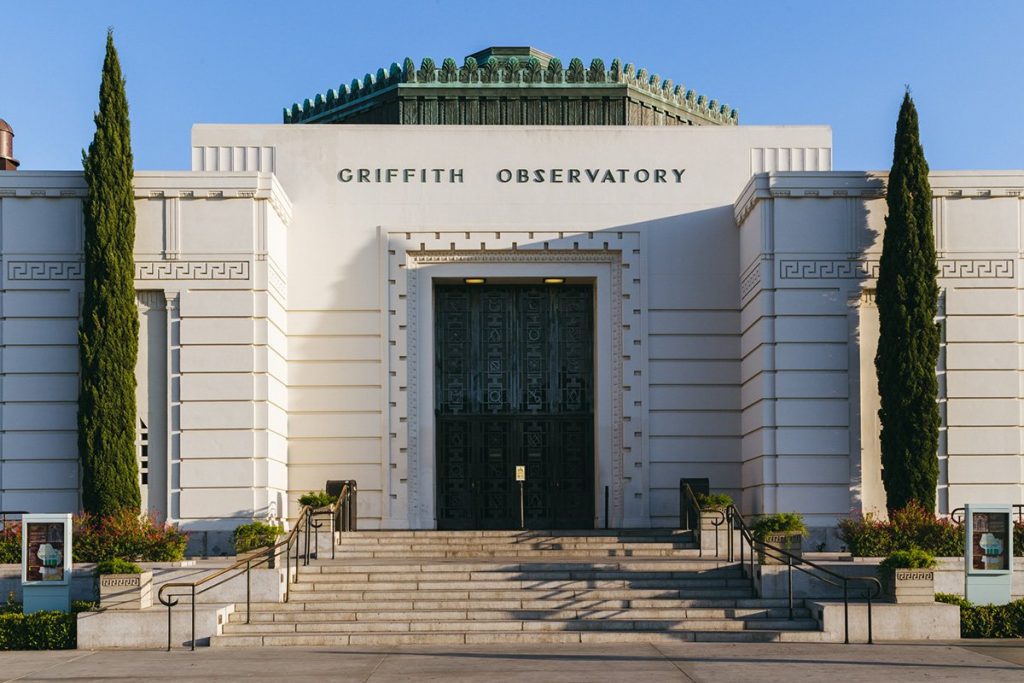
[337,167,686,184]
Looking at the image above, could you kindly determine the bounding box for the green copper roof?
[284,47,738,126]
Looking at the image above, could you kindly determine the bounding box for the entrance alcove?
[381,228,647,530]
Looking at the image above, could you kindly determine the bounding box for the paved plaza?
[1,642,1023,682]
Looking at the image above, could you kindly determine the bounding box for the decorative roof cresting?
[284,49,738,126]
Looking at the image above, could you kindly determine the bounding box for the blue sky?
[4,1,1022,172]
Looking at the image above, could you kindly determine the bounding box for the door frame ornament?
[381,230,647,529]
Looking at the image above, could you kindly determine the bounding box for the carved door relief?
[435,284,594,529]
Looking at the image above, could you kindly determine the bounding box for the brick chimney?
[0,119,19,170]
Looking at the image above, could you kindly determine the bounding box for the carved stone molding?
[6,260,83,280]
[779,258,1014,281]
[387,233,644,529]
[739,259,762,301]
[135,260,250,281]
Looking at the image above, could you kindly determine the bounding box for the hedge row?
[0,510,187,564]
[936,593,1024,638]
[837,502,1024,558]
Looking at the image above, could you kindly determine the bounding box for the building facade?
[1,49,1021,549]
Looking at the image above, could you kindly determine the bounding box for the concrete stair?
[211,530,828,645]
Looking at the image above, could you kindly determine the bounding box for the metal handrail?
[157,483,354,650]
[679,485,882,644]
[950,505,1024,525]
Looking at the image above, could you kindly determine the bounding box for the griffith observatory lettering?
[496,168,685,184]
[336,167,686,184]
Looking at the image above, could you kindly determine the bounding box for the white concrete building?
[0,49,1020,550]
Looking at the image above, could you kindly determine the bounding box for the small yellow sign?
[515,465,526,481]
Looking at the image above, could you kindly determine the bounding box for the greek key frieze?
[100,577,142,587]
[779,259,1014,280]
[135,261,250,280]
[6,260,84,280]
[779,260,878,280]
[938,259,1013,278]
[894,570,934,581]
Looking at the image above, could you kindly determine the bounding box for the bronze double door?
[435,284,594,530]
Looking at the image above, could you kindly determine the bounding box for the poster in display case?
[964,504,1013,606]
[21,514,72,585]
[970,510,1010,571]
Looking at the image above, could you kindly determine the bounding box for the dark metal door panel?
[436,285,594,530]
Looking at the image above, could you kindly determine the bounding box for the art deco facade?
[0,49,1020,549]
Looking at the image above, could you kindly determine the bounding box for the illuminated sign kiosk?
[21,513,72,614]
[964,504,1013,605]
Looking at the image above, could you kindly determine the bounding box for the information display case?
[21,513,72,614]
[965,504,1013,605]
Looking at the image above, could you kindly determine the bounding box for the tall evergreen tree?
[78,30,141,514]
[874,91,940,512]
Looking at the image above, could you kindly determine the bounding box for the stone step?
[221,617,820,635]
[241,596,791,612]
[337,539,697,548]
[288,580,753,595]
[282,587,757,602]
[302,560,731,573]
[325,548,704,557]
[227,606,812,623]
[336,539,695,548]
[211,629,830,647]
[298,569,742,581]
[337,530,692,539]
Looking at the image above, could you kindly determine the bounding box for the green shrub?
[73,510,187,563]
[0,513,187,564]
[936,593,1024,638]
[696,492,733,510]
[96,558,142,575]
[0,611,75,650]
[298,491,334,509]
[232,521,283,554]
[879,548,937,570]
[752,513,807,540]
[838,502,963,557]
[0,524,20,564]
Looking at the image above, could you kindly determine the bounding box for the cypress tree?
[874,91,940,512]
[78,30,141,514]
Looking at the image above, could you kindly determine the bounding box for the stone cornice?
[0,171,88,197]
[135,172,293,227]
[0,171,293,225]
[286,55,738,126]
[733,171,1024,226]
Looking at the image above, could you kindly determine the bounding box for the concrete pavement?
[1,642,1022,682]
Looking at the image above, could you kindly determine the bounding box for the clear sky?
[4,0,1022,172]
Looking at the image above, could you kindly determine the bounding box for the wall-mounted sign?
[21,513,73,614]
[965,504,1013,605]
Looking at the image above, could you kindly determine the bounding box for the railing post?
[166,597,172,651]
[331,505,336,560]
[787,555,794,619]
[604,485,609,530]
[246,559,251,624]
[285,534,291,603]
[727,512,734,562]
[843,582,850,645]
[867,586,874,645]
[190,584,196,651]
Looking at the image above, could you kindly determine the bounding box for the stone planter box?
[99,571,153,610]
[757,533,803,565]
[884,568,935,604]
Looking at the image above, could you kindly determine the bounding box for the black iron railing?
[679,483,882,644]
[157,481,356,650]
[950,505,1024,525]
